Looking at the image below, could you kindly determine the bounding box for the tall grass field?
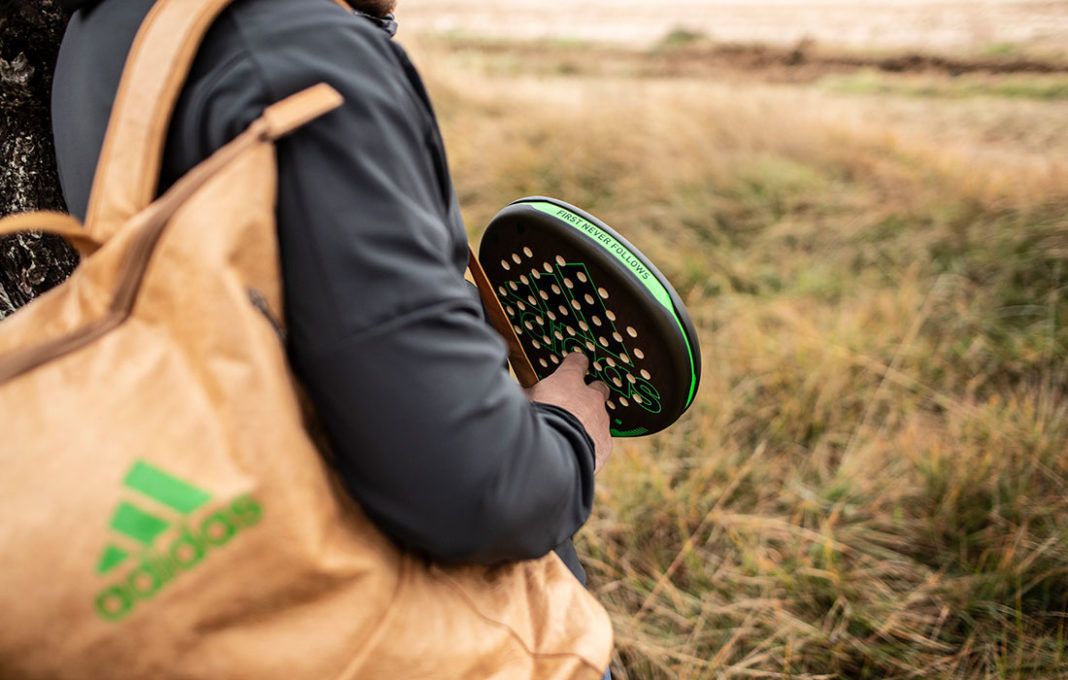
[412,32,1068,679]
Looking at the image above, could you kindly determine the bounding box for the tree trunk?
[0,0,76,319]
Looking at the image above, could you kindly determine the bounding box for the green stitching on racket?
[527,201,698,408]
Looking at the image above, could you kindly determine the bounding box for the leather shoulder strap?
[0,212,101,258]
[83,0,238,239]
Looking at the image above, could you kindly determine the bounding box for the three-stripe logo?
[93,460,263,622]
[97,461,213,576]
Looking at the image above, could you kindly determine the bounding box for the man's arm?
[179,1,605,564]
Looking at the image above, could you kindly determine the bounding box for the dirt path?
[397,0,1068,53]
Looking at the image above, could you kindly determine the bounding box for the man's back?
[53,0,600,576]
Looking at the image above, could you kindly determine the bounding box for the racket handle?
[467,246,539,388]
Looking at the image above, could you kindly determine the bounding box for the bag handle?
[82,0,240,240]
[0,212,101,258]
[0,83,339,261]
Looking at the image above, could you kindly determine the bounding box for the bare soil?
[432,37,1068,84]
[397,0,1068,54]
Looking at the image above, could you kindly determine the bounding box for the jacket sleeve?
[178,5,598,564]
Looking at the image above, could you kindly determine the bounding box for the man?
[53,0,612,609]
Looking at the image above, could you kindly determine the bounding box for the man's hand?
[526,353,613,474]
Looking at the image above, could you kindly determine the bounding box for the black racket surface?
[479,197,701,437]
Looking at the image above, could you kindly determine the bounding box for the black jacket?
[52,0,596,578]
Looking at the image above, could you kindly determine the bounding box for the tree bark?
[0,0,76,319]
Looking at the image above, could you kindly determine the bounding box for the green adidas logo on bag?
[93,461,263,622]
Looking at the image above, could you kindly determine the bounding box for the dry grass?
[412,38,1068,679]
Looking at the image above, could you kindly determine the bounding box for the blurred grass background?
[401,5,1067,676]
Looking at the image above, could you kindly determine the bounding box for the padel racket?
[475,197,701,437]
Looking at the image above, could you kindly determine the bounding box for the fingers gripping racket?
[470,197,701,437]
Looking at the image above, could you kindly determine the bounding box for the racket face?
[479,197,701,437]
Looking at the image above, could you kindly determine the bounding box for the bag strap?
[82,0,240,240]
[0,212,101,258]
[0,84,340,262]
[78,0,535,384]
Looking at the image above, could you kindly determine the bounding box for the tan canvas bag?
[0,0,613,677]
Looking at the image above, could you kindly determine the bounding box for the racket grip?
[467,246,540,388]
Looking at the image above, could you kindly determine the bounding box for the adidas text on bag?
[94,460,264,623]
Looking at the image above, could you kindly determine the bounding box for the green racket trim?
[613,426,650,437]
[527,201,699,408]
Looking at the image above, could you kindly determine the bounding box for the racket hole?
[539,291,550,301]
[535,316,545,326]
[627,374,636,384]
[543,335,551,344]
[599,336,609,347]
[523,246,533,258]
[508,281,518,291]
[498,285,507,296]
[512,253,522,264]
[619,397,629,407]
[612,377,623,388]
[505,306,515,317]
[520,275,529,285]
[570,300,582,310]
[606,357,617,368]
[527,295,537,306]
[585,341,596,352]
[633,394,644,405]
[591,315,603,327]
[566,326,576,336]
[517,301,527,311]
[579,321,589,332]
[612,332,623,343]
[547,311,557,321]
[606,400,616,411]
[564,279,574,290]
[598,287,609,300]
[539,358,549,368]
[634,348,646,360]
[551,284,562,295]
[593,361,603,371]
[554,331,564,341]
[532,340,541,349]
[524,321,534,331]
[558,305,569,316]
[513,325,524,335]
[501,260,511,271]
[543,262,553,273]
[620,353,631,364]
[641,369,651,380]
[626,326,638,338]
[555,255,566,266]
[577,272,588,283]
[550,354,560,365]
[584,293,595,305]
[606,310,617,322]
